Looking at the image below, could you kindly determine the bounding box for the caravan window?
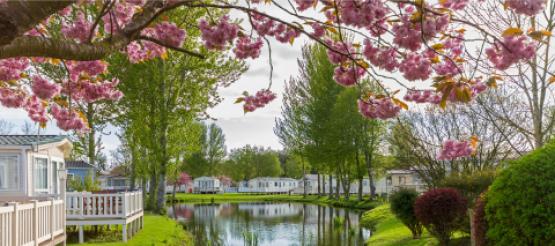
[35,158,48,192]
[0,155,19,191]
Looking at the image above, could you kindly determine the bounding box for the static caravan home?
[241,177,298,194]
[0,135,71,246]
[193,176,222,194]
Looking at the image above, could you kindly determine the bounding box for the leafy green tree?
[112,8,245,213]
[222,146,282,181]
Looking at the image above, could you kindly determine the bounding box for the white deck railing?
[66,191,143,219]
[0,199,65,246]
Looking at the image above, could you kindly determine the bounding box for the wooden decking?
[66,191,144,244]
[0,199,66,246]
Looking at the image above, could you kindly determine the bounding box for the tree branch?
[138,36,205,59]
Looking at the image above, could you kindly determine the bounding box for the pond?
[167,202,371,246]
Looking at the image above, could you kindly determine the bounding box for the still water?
[167,202,371,246]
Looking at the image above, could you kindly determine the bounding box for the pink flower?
[399,54,432,81]
[26,96,48,123]
[242,89,276,112]
[199,15,239,50]
[311,23,326,38]
[0,58,30,81]
[506,0,545,16]
[233,37,264,59]
[363,39,399,72]
[486,35,536,70]
[404,90,442,104]
[66,60,107,82]
[154,22,186,47]
[0,88,27,108]
[51,104,88,132]
[440,0,469,10]
[251,13,300,43]
[61,12,91,42]
[103,2,135,33]
[337,0,389,29]
[31,76,61,100]
[295,0,316,11]
[437,139,474,160]
[358,97,401,120]
[326,40,355,64]
[333,66,365,87]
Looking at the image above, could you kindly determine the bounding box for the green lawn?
[362,204,470,246]
[169,193,379,210]
[68,214,192,246]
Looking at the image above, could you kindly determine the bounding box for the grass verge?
[361,204,469,246]
[68,214,192,246]
[168,193,379,210]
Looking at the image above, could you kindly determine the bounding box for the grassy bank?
[68,214,192,246]
[168,193,379,210]
[361,204,469,246]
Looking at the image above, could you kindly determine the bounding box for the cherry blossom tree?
[0,0,549,160]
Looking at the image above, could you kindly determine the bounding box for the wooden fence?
[0,199,65,246]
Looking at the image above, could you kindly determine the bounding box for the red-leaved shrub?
[414,188,467,245]
[472,193,488,246]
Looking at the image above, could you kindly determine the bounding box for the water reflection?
[167,202,371,246]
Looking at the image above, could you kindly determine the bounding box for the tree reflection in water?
[167,202,370,246]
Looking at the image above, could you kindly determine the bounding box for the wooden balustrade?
[0,199,65,246]
[66,191,143,219]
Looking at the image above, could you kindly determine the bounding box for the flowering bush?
[414,188,468,245]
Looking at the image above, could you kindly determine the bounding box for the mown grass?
[169,193,379,210]
[361,204,469,246]
[67,214,192,246]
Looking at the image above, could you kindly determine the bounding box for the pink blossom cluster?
[154,22,187,47]
[363,39,399,72]
[66,60,107,82]
[337,0,389,29]
[486,35,536,70]
[251,13,300,43]
[437,139,474,160]
[233,37,264,59]
[399,54,432,81]
[295,0,316,11]
[51,104,88,132]
[333,66,365,87]
[311,23,326,38]
[506,0,545,16]
[440,0,469,10]
[392,7,449,51]
[199,15,239,50]
[26,96,48,123]
[434,60,461,76]
[357,97,401,119]
[0,58,30,81]
[403,90,442,104]
[0,88,27,108]
[103,2,135,33]
[326,40,355,65]
[63,79,123,103]
[61,12,91,42]
[31,76,61,100]
[242,89,277,112]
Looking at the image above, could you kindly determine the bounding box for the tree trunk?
[317,172,321,197]
[364,149,376,198]
[328,174,333,199]
[86,103,96,169]
[147,172,157,210]
[301,155,307,197]
[358,176,363,201]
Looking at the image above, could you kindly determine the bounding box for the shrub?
[414,188,467,245]
[485,141,555,245]
[472,193,488,246]
[390,188,422,239]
